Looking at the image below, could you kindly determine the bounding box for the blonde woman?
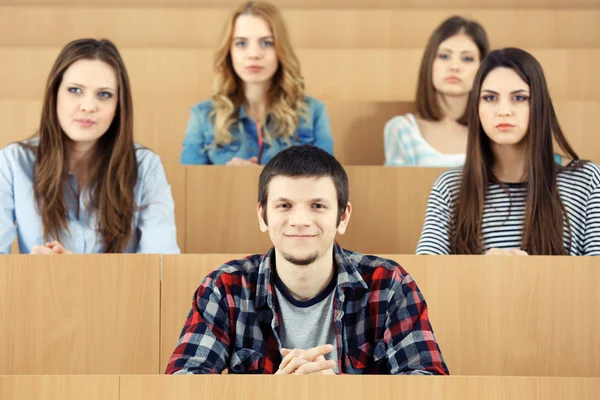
[181,1,333,165]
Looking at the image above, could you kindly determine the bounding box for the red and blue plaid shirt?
[166,245,448,375]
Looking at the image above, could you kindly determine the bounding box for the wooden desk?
[120,375,600,400]
[0,255,161,374]
[161,255,600,377]
[0,375,119,400]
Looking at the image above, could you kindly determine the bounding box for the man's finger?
[278,348,302,370]
[275,357,310,375]
[295,359,337,375]
[302,344,334,361]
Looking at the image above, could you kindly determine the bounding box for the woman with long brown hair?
[180,1,333,166]
[417,48,600,255]
[0,38,179,254]
[384,16,489,167]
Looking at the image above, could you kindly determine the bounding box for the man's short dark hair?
[258,145,349,225]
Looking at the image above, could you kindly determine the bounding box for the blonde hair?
[211,1,308,146]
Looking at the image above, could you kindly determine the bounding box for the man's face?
[257,176,351,266]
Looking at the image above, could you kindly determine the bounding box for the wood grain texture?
[0,375,119,400]
[1,8,599,49]
[0,255,160,374]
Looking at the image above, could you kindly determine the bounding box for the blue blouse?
[0,140,180,254]
[180,96,333,165]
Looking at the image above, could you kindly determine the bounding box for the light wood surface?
[2,375,599,399]
[1,8,599,49]
[0,375,119,400]
[185,166,443,254]
[0,255,161,374]
[120,375,600,399]
[160,255,600,377]
[1,48,599,102]
[0,0,596,7]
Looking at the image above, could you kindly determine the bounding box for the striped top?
[416,161,600,255]
[384,113,466,167]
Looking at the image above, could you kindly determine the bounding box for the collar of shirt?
[254,243,368,311]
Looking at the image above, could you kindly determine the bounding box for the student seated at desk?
[0,38,179,254]
[180,1,333,166]
[384,16,489,167]
[166,145,448,375]
[417,48,600,255]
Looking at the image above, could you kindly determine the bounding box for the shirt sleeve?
[582,169,600,255]
[165,272,232,374]
[383,116,416,166]
[416,174,453,255]
[0,148,16,254]
[310,101,334,155]
[181,105,210,165]
[136,153,180,254]
[384,270,449,375]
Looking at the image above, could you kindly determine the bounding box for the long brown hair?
[452,48,581,254]
[211,1,308,146]
[415,16,489,125]
[31,38,138,253]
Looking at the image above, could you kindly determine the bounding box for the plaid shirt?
[166,245,448,375]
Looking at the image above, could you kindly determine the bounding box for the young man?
[166,145,448,375]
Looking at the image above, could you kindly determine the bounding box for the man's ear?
[257,203,268,232]
[336,202,352,235]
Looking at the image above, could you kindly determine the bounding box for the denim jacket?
[180,96,333,165]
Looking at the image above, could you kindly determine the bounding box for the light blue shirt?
[0,140,180,254]
[180,96,333,165]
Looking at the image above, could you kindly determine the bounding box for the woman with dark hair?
[417,48,600,255]
[384,16,489,167]
[0,38,179,254]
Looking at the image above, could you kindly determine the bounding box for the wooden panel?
[387,255,600,376]
[0,255,160,374]
[0,376,119,400]
[185,166,443,254]
[160,255,600,377]
[2,8,600,49]
[120,376,600,399]
[160,254,246,371]
[1,48,599,102]
[1,0,597,8]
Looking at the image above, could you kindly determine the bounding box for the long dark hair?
[31,38,138,253]
[415,15,489,125]
[452,48,580,255]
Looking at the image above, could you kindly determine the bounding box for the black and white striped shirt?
[416,161,600,255]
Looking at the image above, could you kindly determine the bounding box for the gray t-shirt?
[274,274,339,373]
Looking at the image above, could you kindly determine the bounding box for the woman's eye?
[514,95,529,102]
[98,91,113,99]
[68,87,82,94]
[261,40,274,48]
[462,56,475,62]
[481,95,496,102]
[437,53,450,60]
[234,40,246,47]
